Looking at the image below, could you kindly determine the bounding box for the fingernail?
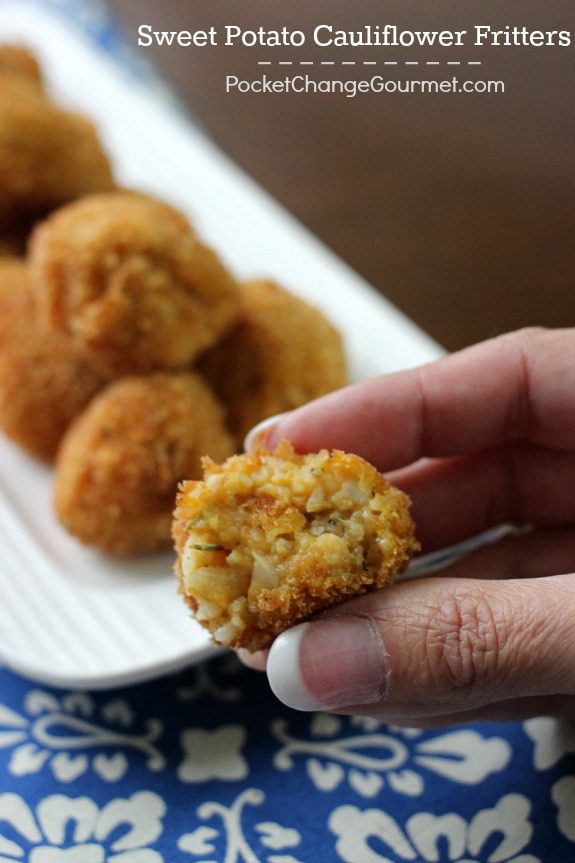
[267,617,388,712]
[243,412,290,453]
[267,624,320,710]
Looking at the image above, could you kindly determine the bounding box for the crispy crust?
[173,441,418,651]
[198,279,347,444]
[0,259,109,461]
[30,192,242,374]
[0,257,29,344]
[54,372,235,555]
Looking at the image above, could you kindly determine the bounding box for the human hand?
[242,327,575,725]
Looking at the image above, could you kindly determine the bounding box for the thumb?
[266,574,575,721]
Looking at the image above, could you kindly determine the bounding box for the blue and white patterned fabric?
[1,2,575,860]
[1,655,575,861]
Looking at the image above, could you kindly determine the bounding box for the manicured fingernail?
[243,412,290,453]
[267,624,320,710]
[267,617,388,712]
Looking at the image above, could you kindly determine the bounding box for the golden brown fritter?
[173,441,418,651]
[0,257,29,343]
[0,44,43,86]
[0,260,110,461]
[0,75,114,216]
[30,192,242,375]
[55,373,235,555]
[198,279,347,445]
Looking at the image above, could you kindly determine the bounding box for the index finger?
[253,327,575,471]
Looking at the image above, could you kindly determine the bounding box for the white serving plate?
[0,3,442,689]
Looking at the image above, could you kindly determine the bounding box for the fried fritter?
[0,75,114,216]
[173,441,418,651]
[0,259,109,461]
[198,279,347,445]
[30,193,241,375]
[55,373,235,555]
[0,257,28,343]
[0,44,43,86]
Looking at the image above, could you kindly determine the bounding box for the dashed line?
[257,59,483,67]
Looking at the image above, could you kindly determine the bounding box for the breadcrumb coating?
[0,257,28,344]
[173,441,418,651]
[0,76,114,216]
[0,259,109,461]
[55,373,235,555]
[30,192,242,375]
[198,280,347,445]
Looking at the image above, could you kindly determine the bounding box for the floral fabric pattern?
[0,654,574,861]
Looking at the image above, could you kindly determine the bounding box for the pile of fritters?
[0,44,348,556]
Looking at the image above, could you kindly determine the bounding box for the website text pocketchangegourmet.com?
[225,74,505,96]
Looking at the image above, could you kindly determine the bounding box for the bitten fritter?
[173,441,418,651]
[30,193,242,375]
[0,260,109,461]
[0,76,114,216]
[55,373,235,555]
[198,279,347,445]
[0,44,43,86]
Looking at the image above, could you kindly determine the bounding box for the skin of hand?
[241,327,575,725]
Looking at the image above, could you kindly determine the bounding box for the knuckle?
[426,588,502,692]
[512,325,549,341]
[506,325,550,355]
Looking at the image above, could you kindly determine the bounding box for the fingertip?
[243,412,292,453]
[237,647,269,671]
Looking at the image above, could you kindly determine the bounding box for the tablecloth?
[2,654,575,861]
[1,2,575,861]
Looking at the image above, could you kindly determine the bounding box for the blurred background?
[110,0,574,351]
